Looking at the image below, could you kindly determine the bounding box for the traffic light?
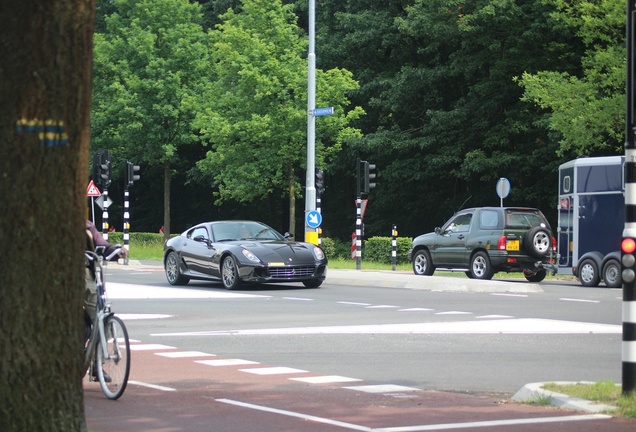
[92,150,111,189]
[125,161,140,187]
[622,237,636,284]
[363,161,377,194]
[315,169,325,194]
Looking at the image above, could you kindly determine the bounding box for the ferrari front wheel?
[221,256,242,290]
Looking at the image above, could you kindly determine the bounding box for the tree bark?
[0,1,95,431]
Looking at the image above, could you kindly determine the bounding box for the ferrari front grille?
[268,266,315,278]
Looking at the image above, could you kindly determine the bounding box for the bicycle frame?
[83,247,130,399]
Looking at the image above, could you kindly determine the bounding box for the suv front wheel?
[470,251,493,280]
[412,249,435,276]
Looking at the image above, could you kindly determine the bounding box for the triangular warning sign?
[86,180,102,197]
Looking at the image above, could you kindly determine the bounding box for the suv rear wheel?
[470,251,493,280]
[412,249,435,276]
[524,227,551,258]
[523,268,546,282]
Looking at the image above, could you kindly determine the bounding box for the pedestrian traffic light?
[622,237,636,284]
[92,150,111,189]
[125,161,140,187]
[315,169,325,194]
[363,161,377,194]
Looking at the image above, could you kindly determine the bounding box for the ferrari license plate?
[506,240,520,251]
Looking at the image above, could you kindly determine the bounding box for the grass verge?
[542,381,636,418]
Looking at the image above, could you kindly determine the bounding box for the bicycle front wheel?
[97,315,130,399]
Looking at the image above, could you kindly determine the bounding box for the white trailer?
[556,155,624,287]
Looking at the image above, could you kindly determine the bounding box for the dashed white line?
[434,311,472,315]
[344,384,420,394]
[283,297,314,301]
[290,376,363,384]
[128,344,176,351]
[196,358,259,366]
[128,380,176,392]
[560,298,600,303]
[240,367,307,375]
[338,301,371,306]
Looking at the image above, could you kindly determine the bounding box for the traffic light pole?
[623,0,636,394]
[123,188,130,265]
[304,0,317,244]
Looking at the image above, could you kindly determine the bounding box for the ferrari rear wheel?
[165,251,189,285]
[221,256,241,290]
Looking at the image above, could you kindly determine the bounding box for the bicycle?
[84,246,131,400]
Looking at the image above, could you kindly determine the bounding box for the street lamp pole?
[305,0,317,244]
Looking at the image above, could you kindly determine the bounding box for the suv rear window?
[505,211,544,229]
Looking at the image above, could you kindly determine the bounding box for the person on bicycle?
[85,220,127,332]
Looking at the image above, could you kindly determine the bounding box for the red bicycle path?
[84,341,636,432]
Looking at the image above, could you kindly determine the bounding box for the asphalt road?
[84,262,633,431]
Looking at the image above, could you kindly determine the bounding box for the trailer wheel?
[524,227,551,258]
[602,258,621,288]
[578,258,601,287]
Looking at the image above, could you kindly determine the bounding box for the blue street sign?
[313,107,334,117]
[306,210,322,228]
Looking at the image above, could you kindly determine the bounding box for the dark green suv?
[407,207,554,282]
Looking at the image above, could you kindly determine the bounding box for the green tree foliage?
[317,0,580,236]
[92,0,211,236]
[193,0,363,235]
[518,0,625,156]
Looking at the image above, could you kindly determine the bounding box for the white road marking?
[434,311,472,315]
[128,380,176,392]
[216,399,611,431]
[366,305,400,309]
[151,318,621,337]
[344,384,420,393]
[290,375,363,384]
[560,298,600,303]
[116,313,173,320]
[399,308,434,312]
[491,293,528,297]
[196,359,259,366]
[338,302,371,306]
[106,282,269,299]
[216,398,373,431]
[240,367,307,375]
[283,297,314,301]
[475,315,513,319]
[127,344,176,351]
[376,414,613,431]
[155,351,215,358]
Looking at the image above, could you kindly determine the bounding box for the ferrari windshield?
[210,221,284,241]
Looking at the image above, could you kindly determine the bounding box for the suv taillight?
[498,235,507,250]
[552,236,557,253]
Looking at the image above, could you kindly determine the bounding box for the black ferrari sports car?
[163,220,328,289]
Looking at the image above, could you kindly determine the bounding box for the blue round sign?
[306,210,322,228]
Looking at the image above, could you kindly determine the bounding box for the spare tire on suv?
[524,226,551,259]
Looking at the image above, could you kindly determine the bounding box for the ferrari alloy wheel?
[222,256,241,290]
[165,251,189,285]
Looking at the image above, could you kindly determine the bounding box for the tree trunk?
[163,160,171,240]
[288,165,296,237]
[0,1,95,431]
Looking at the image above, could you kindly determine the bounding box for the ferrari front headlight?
[242,249,260,262]
[313,247,325,260]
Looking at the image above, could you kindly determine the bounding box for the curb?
[512,382,617,414]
